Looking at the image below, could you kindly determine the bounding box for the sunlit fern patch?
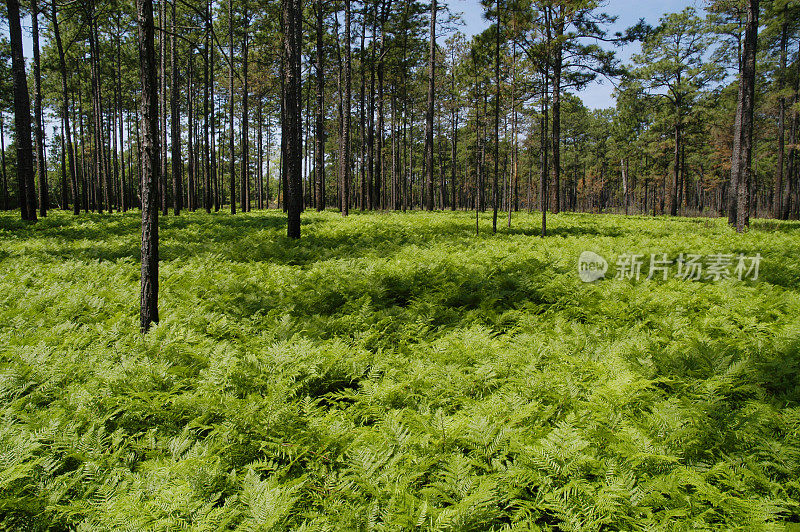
[1,209,799,530]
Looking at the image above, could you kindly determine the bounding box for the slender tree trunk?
[730,0,759,232]
[160,0,168,215]
[376,22,385,210]
[242,0,251,212]
[283,0,303,237]
[203,6,211,213]
[211,27,219,212]
[551,10,562,215]
[52,0,79,215]
[187,51,196,211]
[776,21,787,219]
[87,3,107,213]
[424,0,436,211]
[6,0,37,221]
[339,0,351,215]
[136,0,160,331]
[493,1,501,232]
[541,70,549,237]
[170,0,182,215]
[31,0,47,217]
[229,0,237,214]
[1,115,8,210]
[315,0,326,211]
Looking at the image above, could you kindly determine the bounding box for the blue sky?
[1,0,702,147]
[450,0,703,108]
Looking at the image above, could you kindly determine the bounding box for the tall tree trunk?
[551,9,562,215]
[136,0,160,331]
[87,3,107,213]
[187,51,196,211]
[6,0,37,221]
[160,0,168,215]
[424,0,436,211]
[493,1,501,232]
[730,0,759,232]
[229,0,237,214]
[52,0,79,215]
[256,94,262,209]
[203,7,211,213]
[315,0,326,211]
[776,21,787,219]
[1,114,8,210]
[339,0,351,215]
[32,0,47,217]
[283,0,303,237]
[211,23,219,212]
[242,0,251,212]
[541,69,549,237]
[376,18,385,211]
[170,0,182,215]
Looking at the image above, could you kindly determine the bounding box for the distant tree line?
[0,0,796,232]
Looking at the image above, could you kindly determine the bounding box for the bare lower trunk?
[6,0,37,221]
[730,0,759,232]
[283,0,303,237]
[136,0,160,331]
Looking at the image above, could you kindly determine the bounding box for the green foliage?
[1,210,800,530]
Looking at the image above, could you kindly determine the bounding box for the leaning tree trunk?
[730,0,759,232]
[6,0,37,221]
[136,0,160,331]
[283,0,303,237]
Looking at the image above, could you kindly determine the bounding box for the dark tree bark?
[671,108,681,216]
[492,1,500,233]
[1,114,8,210]
[242,0,251,212]
[59,124,67,209]
[171,0,182,215]
[541,68,549,237]
[203,5,211,213]
[315,0,326,211]
[187,51,196,211]
[52,0,79,215]
[729,0,759,232]
[283,0,303,237]
[229,0,236,214]
[136,0,160,331]
[340,0,351,216]
[776,20,788,219]
[424,0,436,211]
[160,0,168,215]
[6,0,37,221]
[31,0,47,217]
[550,7,562,215]
[210,22,219,212]
[87,2,106,213]
[117,16,128,212]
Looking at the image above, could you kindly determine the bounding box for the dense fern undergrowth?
[2,210,800,531]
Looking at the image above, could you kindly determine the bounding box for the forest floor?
[2,209,800,530]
